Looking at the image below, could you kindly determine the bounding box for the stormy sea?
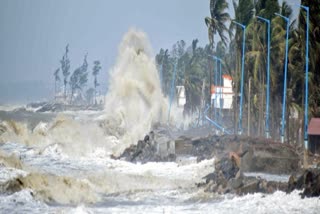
[0,30,319,214]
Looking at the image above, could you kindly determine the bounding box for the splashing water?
[0,29,171,157]
[103,29,168,155]
[0,29,320,213]
[0,29,198,157]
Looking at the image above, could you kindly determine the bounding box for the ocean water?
[1,140,319,214]
[0,29,319,213]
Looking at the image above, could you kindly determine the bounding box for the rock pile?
[117,132,176,163]
[199,154,288,195]
[190,135,299,174]
[288,169,320,198]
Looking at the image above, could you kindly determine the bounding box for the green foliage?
[230,0,320,139]
[256,0,279,19]
[299,0,320,115]
[156,40,215,115]
[205,0,230,49]
[69,54,89,103]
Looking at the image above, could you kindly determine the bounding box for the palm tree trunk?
[248,77,251,136]
[64,82,67,101]
[70,87,74,105]
[94,86,96,105]
[258,66,265,137]
[234,49,240,133]
[287,109,290,144]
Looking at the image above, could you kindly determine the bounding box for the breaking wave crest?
[0,29,190,157]
[103,28,168,155]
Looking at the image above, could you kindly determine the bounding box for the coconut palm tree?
[205,0,230,50]
[156,49,173,96]
[92,60,102,105]
[299,0,320,116]
[54,68,60,100]
[69,54,88,104]
[60,44,71,100]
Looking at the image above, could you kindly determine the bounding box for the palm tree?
[183,39,203,115]
[69,54,88,104]
[299,0,320,116]
[205,0,230,50]
[227,0,254,133]
[92,60,102,105]
[54,68,60,100]
[156,49,172,96]
[245,19,267,136]
[60,44,71,100]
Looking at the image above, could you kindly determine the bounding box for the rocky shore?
[118,127,320,198]
[115,129,176,163]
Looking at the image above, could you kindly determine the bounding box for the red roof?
[308,118,320,135]
[222,75,232,80]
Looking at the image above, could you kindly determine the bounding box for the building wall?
[211,75,234,109]
[211,87,233,109]
[223,77,232,88]
[309,135,320,155]
[176,86,186,107]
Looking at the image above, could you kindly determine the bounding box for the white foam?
[50,190,320,214]
[103,29,169,156]
[0,167,28,184]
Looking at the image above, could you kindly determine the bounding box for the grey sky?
[0,0,300,103]
[0,1,209,84]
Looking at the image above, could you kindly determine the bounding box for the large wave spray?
[0,29,170,157]
[103,29,168,155]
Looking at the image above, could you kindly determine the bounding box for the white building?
[176,85,186,107]
[211,75,234,109]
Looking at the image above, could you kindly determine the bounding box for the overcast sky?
[0,1,210,83]
[0,0,299,103]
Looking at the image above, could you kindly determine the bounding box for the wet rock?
[200,152,290,196]
[237,180,259,195]
[264,181,288,193]
[0,177,24,194]
[288,168,320,198]
[36,103,65,112]
[117,132,176,163]
[215,156,239,180]
[229,170,244,189]
[203,172,217,184]
[229,177,243,189]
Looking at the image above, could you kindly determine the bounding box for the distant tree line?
[53,44,102,105]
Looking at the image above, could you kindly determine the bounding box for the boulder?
[237,180,259,195]
[215,156,239,180]
[117,132,176,163]
[288,168,320,198]
[200,152,290,195]
[36,103,65,112]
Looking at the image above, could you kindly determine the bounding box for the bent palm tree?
[205,0,230,50]
[54,68,60,100]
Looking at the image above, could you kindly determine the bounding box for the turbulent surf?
[0,29,319,213]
